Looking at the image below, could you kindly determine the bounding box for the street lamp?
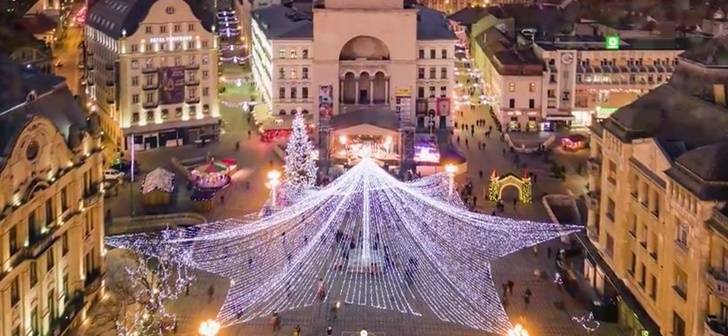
[267,169,281,206]
[507,324,529,336]
[444,163,457,197]
[199,319,221,336]
[360,329,368,336]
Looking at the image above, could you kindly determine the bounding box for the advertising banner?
[159,66,185,105]
[436,97,451,116]
[394,87,412,125]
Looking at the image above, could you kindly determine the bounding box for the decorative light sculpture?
[108,159,579,334]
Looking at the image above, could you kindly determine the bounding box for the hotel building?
[85,0,220,152]
[583,37,728,336]
[0,60,105,336]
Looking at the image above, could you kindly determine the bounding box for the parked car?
[104,169,125,180]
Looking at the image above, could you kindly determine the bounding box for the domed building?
[250,0,457,169]
[0,58,105,336]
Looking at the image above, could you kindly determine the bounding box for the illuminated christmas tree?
[283,112,317,194]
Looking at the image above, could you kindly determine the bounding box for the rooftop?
[475,27,542,76]
[0,58,88,164]
[252,4,454,40]
[87,0,214,39]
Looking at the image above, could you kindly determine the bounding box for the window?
[419,49,424,59]
[429,67,436,79]
[606,198,615,221]
[649,274,657,300]
[302,67,309,79]
[47,247,54,271]
[202,87,209,97]
[674,266,687,299]
[628,212,637,235]
[131,44,138,53]
[441,49,447,59]
[291,70,297,79]
[628,252,636,275]
[145,92,154,103]
[161,109,169,120]
[509,99,515,109]
[673,312,685,336]
[606,234,614,258]
[279,109,286,115]
[418,68,425,79]
[48,289,56,320]
[202,40,209,48]
[63,274,69,298]
[174,41,182,50]
[279,49,286,58]
[188,23,195,31]
[547,89,555,98]
[132,94,139,104]
[131,76,139,86]
[508,82,515,92]
[639,263,646,288]
[160,25,167,33]
[132,113,140,123]
[676,222,689,249]
[62,233,69,255]
[291,87,297,99]
[12,326,20,336]
[429,49,436,59]
[174,24,181,32]
[30,262,38,287]
[302,49,308,59]
[418,86,425,98]
[529,99,535,109]
[45,199,54,225]
[175,108,183,118]
[302,87,309,99]
[10,277,19,305]
[279,87,285,99]
[440,67,447,79]
[146,111,154,122]
[607,160,617,184]
[145,26,152,34]
[31,306,38,334]
[279,68,285,79]
[202,70,209,80]
[61,187,68,212]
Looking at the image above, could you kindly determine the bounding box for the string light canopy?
[107,158,580,334]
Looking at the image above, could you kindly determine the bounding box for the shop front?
[124,118,221,151]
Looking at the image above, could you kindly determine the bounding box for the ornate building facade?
[583,37,728,336]
[0,60,105,336]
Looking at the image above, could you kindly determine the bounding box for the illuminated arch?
[487,171,532,203]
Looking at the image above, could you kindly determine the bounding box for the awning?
[546,114,575,121]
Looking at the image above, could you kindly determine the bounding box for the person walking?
[507,280,514,295]
[271,312,281,335]
[523,288,532,309]
[327,326,333,335]
[207,284,215,303]
[292,325,301,336]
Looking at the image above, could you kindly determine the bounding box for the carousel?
[191,159,234,189]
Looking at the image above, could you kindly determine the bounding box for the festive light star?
[107,159,580,334]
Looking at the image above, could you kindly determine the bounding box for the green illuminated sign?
[605,35,620,50]
[640,330,649,336]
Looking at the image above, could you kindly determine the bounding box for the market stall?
[141,168,175,206]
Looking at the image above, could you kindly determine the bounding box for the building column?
[370,81,374,105]
[355,79,359,104]
[339,80,343,103]
[385,79,390,104]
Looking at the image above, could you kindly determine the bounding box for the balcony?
[585,190,600,210]
[106,97,115,105]
[105,79,114,87]
[142,101,159,109]
[186,79,200,86]
[142,83,158,90]
[185,63,199,70]
[186,97,200,104]
[707,268,728,303]
[84,183,102,207]
[587,157,602,174]
[141,66,157,74]
[705,316,728,336]
[675,239,689,254]
[48,291,84,336]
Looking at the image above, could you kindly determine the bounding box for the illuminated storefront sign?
[605,35,620,50]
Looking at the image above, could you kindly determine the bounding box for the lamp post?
[199,319,220,336]
[444,164,457,197]
[507,324,529,336]
[267,169,281,207]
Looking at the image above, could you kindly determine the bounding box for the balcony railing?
[185,79,200,86]
[705,316,728,336]
[186,97,200,104]
[185,63,199,70]
[84,183,102,207]
[707,268,728,303]
[142,101,159,109]
[142,66,157,74]
[84,269,103,294]
[142,83,158,90]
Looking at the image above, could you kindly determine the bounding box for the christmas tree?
[284,112,317,193]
